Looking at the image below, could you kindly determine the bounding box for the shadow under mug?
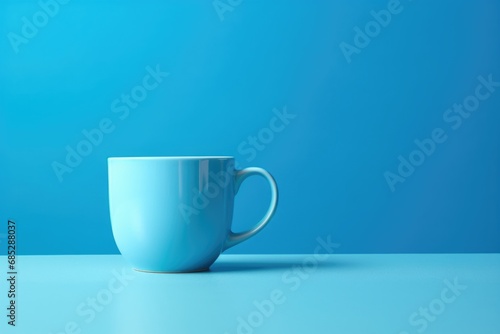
[108,156,278,273]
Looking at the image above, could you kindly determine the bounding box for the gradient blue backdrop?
[1,0,499,255]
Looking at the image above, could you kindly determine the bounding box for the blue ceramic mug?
[108,156,278,273]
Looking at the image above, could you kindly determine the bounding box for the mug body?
[108,156,235,272]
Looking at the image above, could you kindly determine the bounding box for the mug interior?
[108,156,233,161]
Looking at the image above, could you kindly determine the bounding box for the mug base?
[133,267,210,274]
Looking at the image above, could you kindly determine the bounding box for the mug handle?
[222,167,279,251]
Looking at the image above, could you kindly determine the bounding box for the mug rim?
[108,156,234,161]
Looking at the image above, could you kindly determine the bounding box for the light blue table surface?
[0,254,499,334]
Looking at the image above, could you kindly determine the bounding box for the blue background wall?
[0,0,499,255]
